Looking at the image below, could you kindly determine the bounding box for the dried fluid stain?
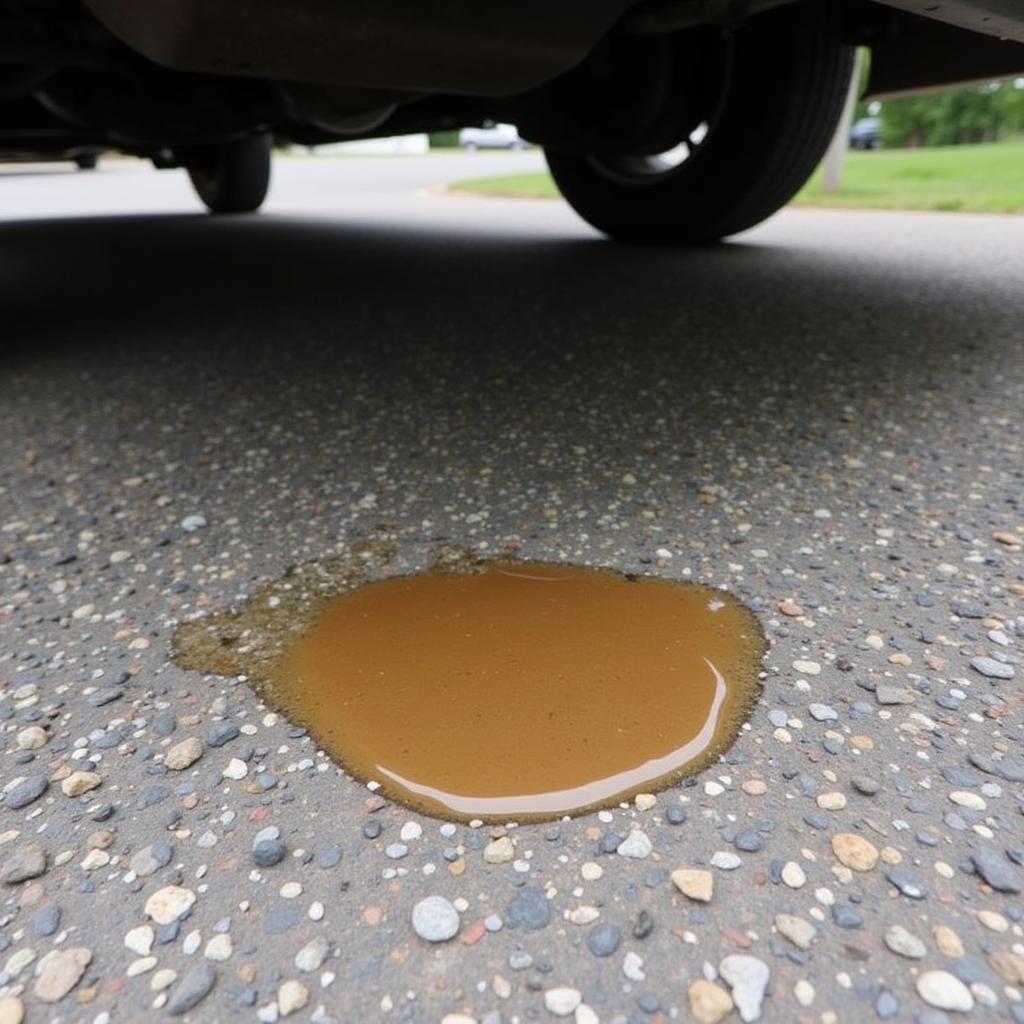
[259,560,766,821]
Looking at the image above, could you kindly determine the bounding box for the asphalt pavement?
[1,153,1023,1024]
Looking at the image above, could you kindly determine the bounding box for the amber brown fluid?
[272,561,765,820]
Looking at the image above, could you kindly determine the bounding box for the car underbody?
[2,0,1023,235]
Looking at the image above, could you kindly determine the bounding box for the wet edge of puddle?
[172,543,767,823]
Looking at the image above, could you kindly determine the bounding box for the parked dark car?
[2,0,1023,240]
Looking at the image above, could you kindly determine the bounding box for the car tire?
[184,133,272,214]
[544,2,854,243]
[74,153,99,171]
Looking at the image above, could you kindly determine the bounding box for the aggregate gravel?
[1,156,1023,1022]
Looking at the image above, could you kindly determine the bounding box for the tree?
[877,78,1024,148]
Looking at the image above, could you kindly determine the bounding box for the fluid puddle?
[176,556,765,821]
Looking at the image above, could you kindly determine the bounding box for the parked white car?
[458,123,525,151]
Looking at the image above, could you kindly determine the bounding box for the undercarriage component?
[82,0,637,97]
[866,9,1024,97]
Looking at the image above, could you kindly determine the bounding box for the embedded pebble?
[774,913,816,950]
[616,830,652,859]
[816,791,846,810]
[59,774,100,798]
[412,895,460,942]
[4,776,48,810]
[34,946,92,1002]
[970,656,1014,679]
[543,987,581,1017]
[253,838,288,868]
[886,868,927,899]
[0,998,23,1024]
[970,847,1021,893]
[295,937,328,973]
[672,868,714,902]
[125,925,154,957]
[688,980,734,1024]
[719,954,770,1022]
[130,842,173,877]
[16,727,46,750]
[166,962,217,1014]
[165,738,204,771]
[222,758,248,780]
[505,888,551,929]
[587,923,621,957]
[915,970,974,1012]
[0,842,47,884]
[622,951,645,981]
[885,924,926,959]
[278,979,309,1016]
[145,885,197,925]
[484,837,514,864]
[204,933,233,961]
[710,851,742,871]
[832,833,879,872]
[933,925,965,958]
[781,862,806,889]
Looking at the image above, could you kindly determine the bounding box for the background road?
[1,154,1024,1024]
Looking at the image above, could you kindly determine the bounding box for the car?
[850,116,883,149]
[458,123,526,151]
[2,0,1023,239]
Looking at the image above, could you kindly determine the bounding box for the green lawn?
[450,141,1024,213]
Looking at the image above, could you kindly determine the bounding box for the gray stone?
[0,842,47,884]
[971,848,1021,893]
[875,685,916,706]
[87,688,122,707]
[130,842,173,878]
[734,830,764,853]
[876,989,900,1019]
[505,888,551,930]
[253,839,287,868]
[886,869,927,899]
[970,656,1014,680]
[207,722,240,747]
[587,923,621,957]
[263,904,303,935]
[137,786,171,809]
[32,904,61,937]
[808,703,838,722]
[153,713,177,737]
[167,962,217,1015]
[317,845,342,869]
[940,766,980,787]
[851,776,880,796]
[832,903,862,929]
[4,776,48,810]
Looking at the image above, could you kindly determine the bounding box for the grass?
[450,141,1024,213]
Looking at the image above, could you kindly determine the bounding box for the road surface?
[1,153,1023,1024]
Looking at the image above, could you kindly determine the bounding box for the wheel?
[74,153,98,171]
[184,133,272,214]
[544,2,854,243]
[464,141,478,152]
